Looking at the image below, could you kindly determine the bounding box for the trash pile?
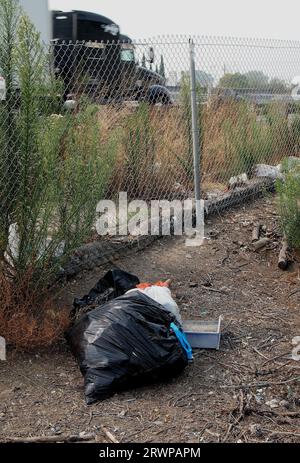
[228,157,300,191]
[66,269,192,404]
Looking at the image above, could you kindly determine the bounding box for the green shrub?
[0,0,20,254]
[277,164,300,249]
[0,6,117,286]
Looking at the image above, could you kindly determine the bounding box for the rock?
[252,237,270,250]
[228,173,248,190]
[50,426,62,435]
[249,424,263,437]
[255,388,265,403]
[266,399,279,409]
[64,99,77,111]
[254,164,283,179]
[279,400,290,409]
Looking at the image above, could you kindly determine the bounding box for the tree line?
[218,70,289,93]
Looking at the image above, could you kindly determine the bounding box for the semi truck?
[16,1,171,104]
[52,10,170,103]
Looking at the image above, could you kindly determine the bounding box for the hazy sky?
[49,0,300,41]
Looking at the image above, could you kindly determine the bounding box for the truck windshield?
[120,49,135,62]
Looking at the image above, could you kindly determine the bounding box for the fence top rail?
[41,35,300,50]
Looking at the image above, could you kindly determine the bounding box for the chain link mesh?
[192,36,300,204]
[1,35,300,272]
[2,31,300,346]
[45,39,195,204]
[49,36,300,203]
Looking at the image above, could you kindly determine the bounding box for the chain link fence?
[2,32,300,280]
[2,10,300,345]
[50,39,195,203]
[193,36,300,207]
[50,36,300,205]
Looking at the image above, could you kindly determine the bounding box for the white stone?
[254,164,283,179]
[0,337,6,361]
[266,399,279,409]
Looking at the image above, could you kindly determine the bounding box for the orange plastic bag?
[136,281,170,290]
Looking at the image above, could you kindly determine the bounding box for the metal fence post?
[189,39,201,219]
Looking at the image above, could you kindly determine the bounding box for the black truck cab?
[53,10,120,43]
[52,10,171,104]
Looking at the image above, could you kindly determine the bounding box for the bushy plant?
[1,15,115,281]
[0,0,20,254]
[0,2,117,347]
[277,162,300,249]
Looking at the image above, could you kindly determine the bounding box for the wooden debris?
[201,285,228,295]
[252,237,270,250]
[3,433,95,443]
[101,425,119,444]
[278,239,289,270]
[252,224,261,242]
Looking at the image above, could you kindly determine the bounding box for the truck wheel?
[146,85,172,105]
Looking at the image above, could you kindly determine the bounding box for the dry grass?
[0,270,70,350]
[98,100,293,200]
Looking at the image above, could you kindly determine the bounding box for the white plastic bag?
[127,286,182,324]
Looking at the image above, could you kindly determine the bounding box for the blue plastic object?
[170,322,193,361]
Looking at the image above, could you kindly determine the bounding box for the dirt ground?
[1,196,300,443]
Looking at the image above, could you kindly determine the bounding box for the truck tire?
[146,85,172,105]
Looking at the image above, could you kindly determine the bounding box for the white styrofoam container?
[182,316,222,350]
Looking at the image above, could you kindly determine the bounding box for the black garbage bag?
[66,290,188,404]
[72,269,140,318]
